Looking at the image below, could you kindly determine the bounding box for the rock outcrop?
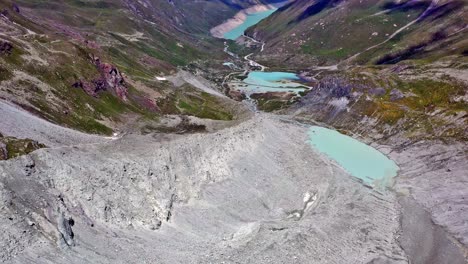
[94,58,128,101]
[0,41,13,56]
[0,142,7,160]
[0,133,45,161]
[73,56,128,100]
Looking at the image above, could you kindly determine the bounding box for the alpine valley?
[0,0,467,263]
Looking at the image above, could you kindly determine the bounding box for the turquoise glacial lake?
[230,71,308,94]
[307,126,399,186]
[224,9,277,40]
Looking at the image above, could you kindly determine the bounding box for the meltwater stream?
[307,126,399,186]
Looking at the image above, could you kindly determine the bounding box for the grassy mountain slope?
[0,0,255,135]
[249,0,467,66]
[240,0,467,144]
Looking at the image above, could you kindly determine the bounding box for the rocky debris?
[24,157,35,176]
[72,80,101,97]
[0,114,408,263]
[0,41,13,56]
[317,76,352,98]
[300,76,353,105]
[0,142,7,160]
[390,88,405,101]
[369,87,386,97]
[12,3,20,13]
[57,213,75,248]
[398,196,467,264]
[228,89,247,101]
[142,97,159,112]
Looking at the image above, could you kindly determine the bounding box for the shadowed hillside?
[248,0,467,66]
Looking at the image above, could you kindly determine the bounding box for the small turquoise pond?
[224,9,277,40]
[307,126,399,186]
[247,72,302,87]
[230,71,308,94]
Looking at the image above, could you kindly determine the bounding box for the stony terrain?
[0,0,467,263]
[0,113,407,263]
[0,100,466,263]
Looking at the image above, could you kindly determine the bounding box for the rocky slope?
[0,0,467,263]
[0,114,410,263]
[218,0,467,261]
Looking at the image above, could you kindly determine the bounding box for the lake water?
[230,71,308,95]
[307,126,399,186]
[224,9,277,40]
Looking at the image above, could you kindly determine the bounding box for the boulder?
[369,87,386,97]
[0,41,13,56]
[12,3,20,13]
[0,142,8,160]
[390,89,404,101]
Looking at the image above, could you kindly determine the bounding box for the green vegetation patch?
[159,86,233,121]
[0,133,46,160]
[256,99,290,112]
[398,78,466,110]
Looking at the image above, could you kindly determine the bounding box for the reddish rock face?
[96,62,128,101]
[73,56,129,100]
[228,89,246,101]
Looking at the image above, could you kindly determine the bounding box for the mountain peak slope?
[248,0,467,66]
